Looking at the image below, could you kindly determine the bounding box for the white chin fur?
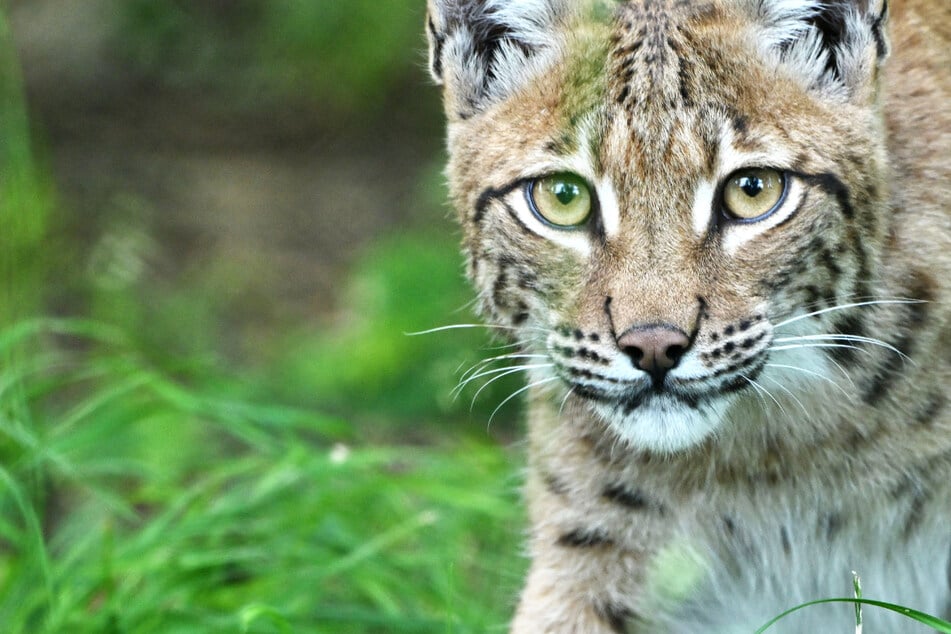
[594,395,724,454]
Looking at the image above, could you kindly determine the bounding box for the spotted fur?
[427,0,951,631]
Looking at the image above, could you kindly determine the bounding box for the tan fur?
[428,0,951,631]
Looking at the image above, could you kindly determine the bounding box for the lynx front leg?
[512,554,641,634]
[510,467,665,634]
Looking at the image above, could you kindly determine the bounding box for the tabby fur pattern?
[426,0,951,631]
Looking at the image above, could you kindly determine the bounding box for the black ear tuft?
[425,0,563,118]
[427,14,447,83]
[805,0,889,81]
[758,0,890,99]
[869,0,890,60]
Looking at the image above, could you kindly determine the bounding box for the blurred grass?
[0,8,52,324]
[0,320,525,633]
[259,230,523,431]
[0,2,528,632]
[115,0,426,114]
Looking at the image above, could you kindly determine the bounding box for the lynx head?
[428,0,899,453]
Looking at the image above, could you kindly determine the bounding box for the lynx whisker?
[761,374,810,417]
[770,343,867,355]
[488,376,561,426]
[470,367,553,412]
[742,375,787,416]
[771,299,926,329]
[459,353,549,382]
[773,334,911,362]
[483,338,535,351]
[453,363,554,399]
[558,386,575,417]
[406,323,552,337]
[825,356,858,390]
[766,363,855,402]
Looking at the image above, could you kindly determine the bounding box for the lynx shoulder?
[427,0,951,631]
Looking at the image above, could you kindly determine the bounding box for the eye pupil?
[739,176,763,198]
[553,182,579,205]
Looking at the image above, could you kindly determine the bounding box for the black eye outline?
[524,173,598,230]
[717,168,789,224]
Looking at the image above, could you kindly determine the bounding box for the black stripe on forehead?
[610,0,721,109]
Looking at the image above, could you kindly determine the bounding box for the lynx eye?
[527,173,593,228]
[721,168,786,221]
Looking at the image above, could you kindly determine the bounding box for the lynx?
[426,0,950,631]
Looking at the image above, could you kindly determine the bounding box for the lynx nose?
[617,325,690,384]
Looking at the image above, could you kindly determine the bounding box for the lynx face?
[430,0,894,453]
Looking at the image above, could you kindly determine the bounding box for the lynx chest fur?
[426,0,951,631]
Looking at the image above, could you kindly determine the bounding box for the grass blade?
[755,597,951,633]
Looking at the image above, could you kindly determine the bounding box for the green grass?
[0,320,526,633]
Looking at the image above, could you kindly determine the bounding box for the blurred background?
[0,1,526,632]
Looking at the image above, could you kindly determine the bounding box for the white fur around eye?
[504,186,593,257]
[596,177,621,238]
[691,179,717,237]
[720,177,804,255]
[713,127,802,255]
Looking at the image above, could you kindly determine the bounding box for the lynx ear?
[426,0,566,119]
[754,0,889,100]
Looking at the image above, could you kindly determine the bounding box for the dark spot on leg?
[544,472,570,497]
[722,515,737,535]
[780,526,791,556]
[822,512,843,540]
[902,494,927,540]
[603,484,665,514]
[557,527,615,548]
[593,601,634,634]
[911,390,946,427]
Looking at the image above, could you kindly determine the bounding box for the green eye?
[722,168,786,221]
[528,173,593,227]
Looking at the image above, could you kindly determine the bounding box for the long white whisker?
[484,338,535,351]
[770,343,868,354]
[453,363,553,398]
[772,299,925,329]
[405,323,549,336]
[558,387,575,417]
[406,324,515,336]
[760,375,810,417]
[766,363,855,401]
[459,353,549,382]
[825,356,858,390]
[773,334,910,361]
[488,376,561,426]
[467,365,555,409]
[742,375,785,415]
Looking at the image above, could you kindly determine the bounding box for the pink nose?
[616,325,690,383]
